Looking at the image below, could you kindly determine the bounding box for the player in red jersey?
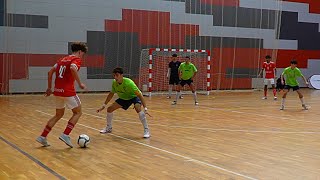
[258,55,277,100]
[36,42,88,148]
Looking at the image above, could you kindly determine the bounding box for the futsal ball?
[78,134,90,148]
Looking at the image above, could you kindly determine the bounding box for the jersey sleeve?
[111,80,116,93]
[192,64,198,72]
[71,58,81,71]
[296,68,302,77]
[282,68,287,76]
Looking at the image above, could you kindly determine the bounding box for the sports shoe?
[179,95,183,99]
[143,128,151,138]
[171,101,177,105]
[167,96,171,99]
[280,105,284,110]
[100,126,112,134]
[302,104,308,110]
[262,97,267,100]
[59,134,73,148]
[195,101,199,105]
[274,96,277,100]
[36,136,50,147]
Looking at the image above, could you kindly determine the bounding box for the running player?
[36,42,88,148]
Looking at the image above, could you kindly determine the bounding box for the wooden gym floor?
[0,89,320,180]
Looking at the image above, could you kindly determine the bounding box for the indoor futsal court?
[1,0,320,179]
[1,90,320,179]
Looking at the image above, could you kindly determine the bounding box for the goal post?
[139,48,211,96]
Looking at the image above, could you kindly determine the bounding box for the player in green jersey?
[172,56,198,105]
[97,67,151,138]
[280,60,309,110]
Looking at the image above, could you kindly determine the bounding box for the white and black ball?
[78,134,90,148]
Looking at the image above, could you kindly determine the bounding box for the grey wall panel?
[5,13,48,28]
[0,0,4,26]
[86,31,106,55]
[186,36,263,48]
[1,0,294,54]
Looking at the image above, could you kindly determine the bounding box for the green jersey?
[111,77,140,100]
[178,62,197,80]
[282,67,303,86]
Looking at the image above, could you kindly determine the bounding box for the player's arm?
[45,66,56,96]
[258,68,264,77]
[301,74,309,85]
[167,68,171,78]
[281,72,285,85]
[135,91,151,116]
[97,92,115,112]
[70,64,86,89]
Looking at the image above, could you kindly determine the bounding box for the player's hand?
[44,88,52,97]
[96,105,105,113]
[281,80,284,85]
[144,107,152,117]
[79,83,87,90]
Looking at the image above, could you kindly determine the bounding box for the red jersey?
[262,61,276,79]
[53,55,81,97]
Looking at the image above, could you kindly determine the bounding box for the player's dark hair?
[185,56,190,59]
[112,67,124,74]
[290,60,298,64]
[71,42,88,53]
[172,54,177,57]
[265,55,271,59]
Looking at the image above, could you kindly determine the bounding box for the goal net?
[138,48,211,96]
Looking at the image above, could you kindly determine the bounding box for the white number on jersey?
[58,65,66,78]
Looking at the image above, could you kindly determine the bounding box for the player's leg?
[36,97,66,147]
[295,87,308,110]
[262,79,268,99]
[168,83,173,98]
[172,82,183,105]
[175,78,183,99]
[59,95,82,148]
[280,86,290,110]
[133,98,150,138]
[188,80,198,105]
[271,79,277,100]
[100,101,122,133]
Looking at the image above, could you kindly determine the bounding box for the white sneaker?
[143,128,151,138]
[59,134,73,148]
[274,96,277,100]
[100,126,112,134]
[302,104,308,110]
[167,96,171,99]
[179,96,183,99]
[36,136,50,147]
[280,105,284,110]
[195,101,199,105]
[262,97,267,100]
[171,101,177,105]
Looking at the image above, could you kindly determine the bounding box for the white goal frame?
[142,48,211,96]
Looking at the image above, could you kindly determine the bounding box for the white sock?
[300,97,305,105]
[139,111,149,129]
[175,91,181,102]
[168,86,173,97]
[193,92,198,102]
[281,98,286,106]
[106,112,113,128]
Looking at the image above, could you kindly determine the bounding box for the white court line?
[83,112,320,134]
[35,110,258,180]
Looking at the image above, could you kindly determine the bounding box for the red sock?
[63,122,75,135]
[41,125,52,137]
[273,89,276,96]
[264,90,267,97]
